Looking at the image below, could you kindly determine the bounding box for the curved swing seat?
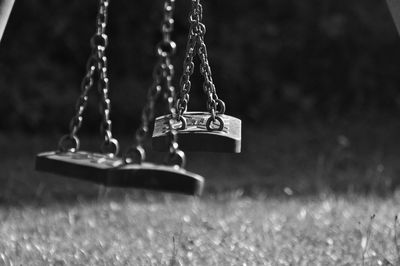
[36,151,204,196]
[152,112,242,153]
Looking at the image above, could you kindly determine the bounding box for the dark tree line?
[0,0,399,132]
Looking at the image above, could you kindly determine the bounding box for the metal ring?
[216,99,226,114]
[166,149,186,168]
[123,145,145,165]
[175,116,187,130]
[206,116,224,131]
[101,138,119,156]
[58,134,80,152]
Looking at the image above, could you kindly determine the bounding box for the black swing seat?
[35,151,204,196]
[152,112,242,153]
[107,163,204,196]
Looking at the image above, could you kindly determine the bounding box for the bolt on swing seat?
[35,0,204,196]
[152,0,242,153]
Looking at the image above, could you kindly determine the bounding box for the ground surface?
[1,194,400,265]
[1,119,400,265]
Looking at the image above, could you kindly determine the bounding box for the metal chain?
[58,0,119,155]
[177,27,196,119]
[124,0,185,168]
[177,0,226,129]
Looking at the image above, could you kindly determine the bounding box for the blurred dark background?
[2,0,400,199]
[1,0,400,133]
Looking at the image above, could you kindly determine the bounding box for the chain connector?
[166,149,186,168]
[173,115,187,130]
[216,99,226,114]
[58,134,80,152]
[206,115,224,131]
[101,137,119,156]
[123,145,146,165]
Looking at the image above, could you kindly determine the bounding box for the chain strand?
[59,0,119,155]
[177,0,225,124]
[124,0,185,167]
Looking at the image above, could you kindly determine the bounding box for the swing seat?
[152,112,242,153]
[36,151,204,196]
[107,163,204,196]
[35,151,123,184]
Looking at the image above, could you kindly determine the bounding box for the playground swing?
[152,0,242,153]
[36,0,121,183]
[109,0,204,196]
[35,0,204,196]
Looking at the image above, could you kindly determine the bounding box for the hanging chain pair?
[177,0,226,131]
[36,0,205,196]
[58,0,119,156]
[124,0,186,168]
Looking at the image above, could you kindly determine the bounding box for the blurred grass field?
[1,117,400,265]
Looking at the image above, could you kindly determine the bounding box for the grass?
[2,194,400,265]
[1,118,400,265]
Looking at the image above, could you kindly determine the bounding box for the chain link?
[124,0,185,168]
[177,0,226,125]
[59,0,119,155]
